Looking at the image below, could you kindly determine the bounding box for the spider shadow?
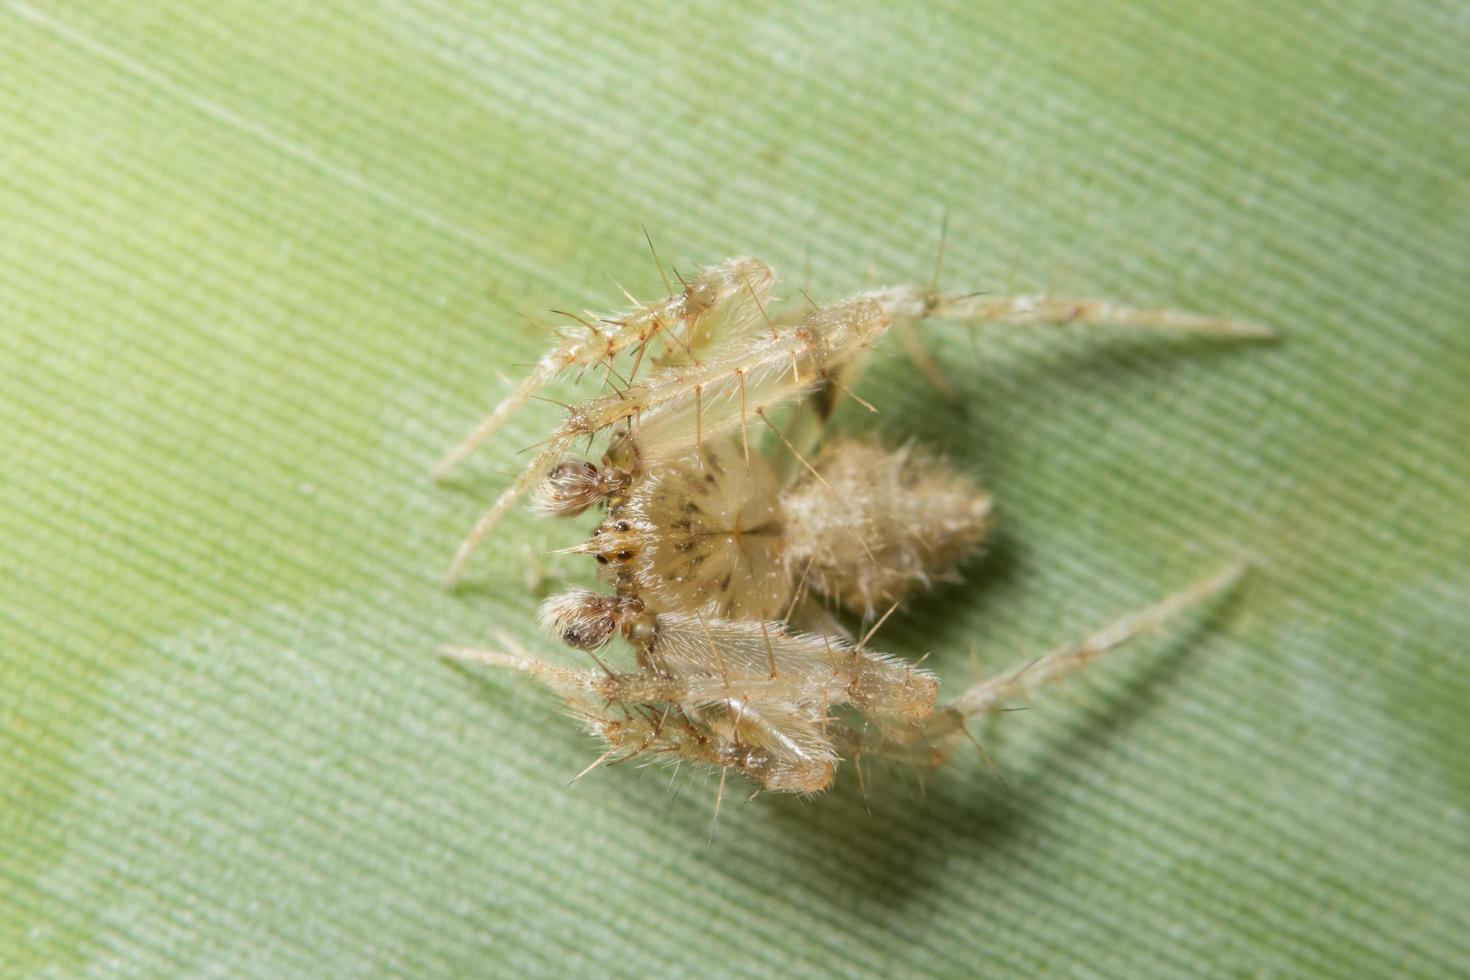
[747,329,1264,911]
[758,596,1241,914]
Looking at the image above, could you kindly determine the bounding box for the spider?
[438,248,1268,797]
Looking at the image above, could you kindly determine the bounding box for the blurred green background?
[3,1,1468,976]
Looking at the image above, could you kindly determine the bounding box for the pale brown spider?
[439,249,1267,798]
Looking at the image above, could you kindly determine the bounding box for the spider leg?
[444,442,568,584]
[875,286,1277,339]
[870,285,1276,396]
[441,632,601,698]
[838,562,1249,772]
[433,358,565,480]
[948,561,1249,718]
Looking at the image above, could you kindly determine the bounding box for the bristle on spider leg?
[570,748,618,784]
[708,765,730,844]
[643,225,672,297]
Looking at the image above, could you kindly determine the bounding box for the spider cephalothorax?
[439,251,1267,796]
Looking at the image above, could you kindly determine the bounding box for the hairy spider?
[438,248,1268,797]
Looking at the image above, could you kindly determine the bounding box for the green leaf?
[3,1,1467,975]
